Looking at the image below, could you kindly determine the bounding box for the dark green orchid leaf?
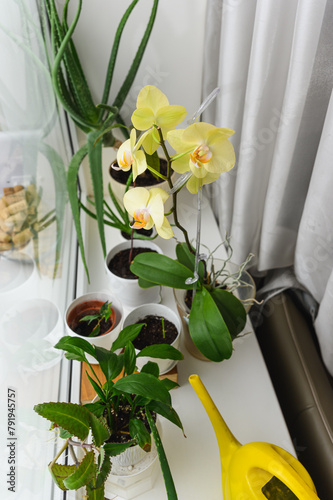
[137,276,159,289]
[189,288,233,362]
[210,288,247,339]
[175,242,205,281]
[130,253,194,289]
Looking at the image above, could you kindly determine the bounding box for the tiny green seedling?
[80,301,112,337]
[161,316,165,339]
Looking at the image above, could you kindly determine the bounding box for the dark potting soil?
[70,309,113,337]
[105,402,156,444]
[132,315,178,350]
[108,247,157,279]
[110,159,168,187]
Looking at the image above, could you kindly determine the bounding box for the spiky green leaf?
[104,440,135,457]
[95,454,111,489]
[49,462,77,491]
[63,450,95,490]
[146,409,178,500]
[67,143,90,279]
[86,483,105,500]
[89,413,110,447]
[34,402,90,440]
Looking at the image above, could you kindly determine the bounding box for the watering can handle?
[250,444,319,500]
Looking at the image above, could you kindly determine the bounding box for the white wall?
[64,0,208,126]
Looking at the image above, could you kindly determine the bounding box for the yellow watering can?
[189,375,320,499]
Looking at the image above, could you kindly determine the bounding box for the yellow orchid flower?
[123,187,174,239]
[115,129,148,181]
[131,85,187,155]
[167,122,236,194]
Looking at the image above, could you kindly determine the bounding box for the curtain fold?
[202,0,333,375]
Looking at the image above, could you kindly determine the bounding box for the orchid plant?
[113,85,250,362]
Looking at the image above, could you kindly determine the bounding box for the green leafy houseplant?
[34,324,184,499]
[104,84,255,362]
[44,0,159,278]
[79,300,113,337]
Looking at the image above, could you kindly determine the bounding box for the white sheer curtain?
[202,0,333,375]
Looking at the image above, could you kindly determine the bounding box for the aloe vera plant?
[43,0,159,279]
[34,323,184,499]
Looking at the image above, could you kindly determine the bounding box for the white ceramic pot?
[123,303,181,375]
[105,241,163,307]
[65,291,123,363]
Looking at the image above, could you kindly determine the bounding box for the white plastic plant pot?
[65,291,123,364]
[123,303,181,375]
[105,241,163,308]
[105,418,161,500]
[0,298,63,373]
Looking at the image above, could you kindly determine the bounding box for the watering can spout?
[189,374,320,500]
[189,374,240,486]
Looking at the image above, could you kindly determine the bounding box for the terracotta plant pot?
[105,241,163,307]
[65,292,123,363]
[123,303,181,375]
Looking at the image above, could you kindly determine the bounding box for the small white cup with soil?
[105,241,163,308]
[123,303,182,375]
[65,292,123,363]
